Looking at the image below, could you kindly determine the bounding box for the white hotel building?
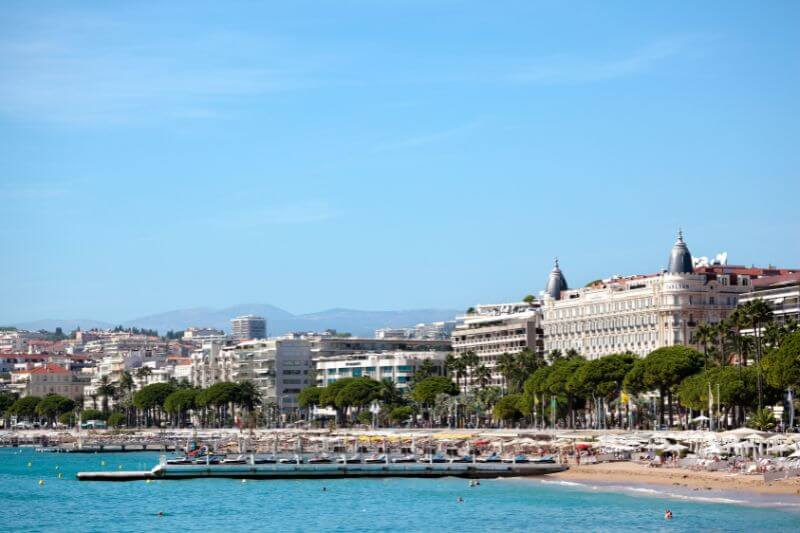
[315,351,449,391]
[451,302,543,388]
[541,233,753,359]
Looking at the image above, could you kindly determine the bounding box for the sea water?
[1,448,798,532]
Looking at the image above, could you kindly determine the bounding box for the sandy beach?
[553,461,800,497]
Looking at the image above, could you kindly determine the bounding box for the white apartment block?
[541,233,753,359]
[374,328,413,339]
[738,273,800,328]
[451,302,543,388]
[315,351,449,390]
[191,337,313,416]
[230,315,267,341]
[374,322,456,340]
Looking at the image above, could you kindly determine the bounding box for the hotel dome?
[545,258,569,299]
[667,230,694,274]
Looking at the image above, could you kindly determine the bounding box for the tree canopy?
[411,376,458,405]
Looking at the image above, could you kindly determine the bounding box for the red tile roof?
[29,363,69,375]
[752,272,800,287]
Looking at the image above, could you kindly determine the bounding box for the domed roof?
[545,258,568,299]
[667,230,694,274]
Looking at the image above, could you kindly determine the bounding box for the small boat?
[221,455,248,465]
[337,455,362,464]
[307,455,332,464]
[166,456,194,465]
[505,454,529,463]
[391,454,416,463]
[450,455,473,463]
[530,455,555,464]
[430,454,447,464]
[279,455,302,464]
[477,453,502,463]
[194,455,223,465]
[253,456,276,465]
[364,454,386,464]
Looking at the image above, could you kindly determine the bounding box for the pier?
[77,457,568,481]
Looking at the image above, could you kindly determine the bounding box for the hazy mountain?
[8,319,115,332]
[11,305,460,337]
[122,304,294,333]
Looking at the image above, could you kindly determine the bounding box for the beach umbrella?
[723,427,767,439]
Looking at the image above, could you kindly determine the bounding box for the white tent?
[723,428,769,439]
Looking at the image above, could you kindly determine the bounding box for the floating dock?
[78,461,568,481]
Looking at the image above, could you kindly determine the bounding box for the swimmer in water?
[664,509,672,520]
[322,487,327,492]
[456,497,463,503]
[157,512,165,518]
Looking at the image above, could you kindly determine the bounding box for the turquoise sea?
[1,448,798,532]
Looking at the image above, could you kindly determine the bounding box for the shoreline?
[551,462,800,499]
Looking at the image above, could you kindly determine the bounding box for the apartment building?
[315,350,449,391]
[451,302,543,388]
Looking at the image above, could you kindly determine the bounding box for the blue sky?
[1,1,799,323]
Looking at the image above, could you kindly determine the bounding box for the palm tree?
[742,299,773,410]
[97,375,116,415]
[713,320,731,366]
[692,322,716,369]
[461,351,480,389]
[473,364,492,390]
[118,371,135,426]
[236,381,262,421]
[444,353,458,381]
[135,366,153,383]
[496,353,516,394]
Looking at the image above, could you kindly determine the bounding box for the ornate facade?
[541,233,752,359]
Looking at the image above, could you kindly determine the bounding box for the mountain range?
[9,304,461,337]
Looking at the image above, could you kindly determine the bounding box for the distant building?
[11,363,89,400]
[374,328,413,339]
[190,337,313,417]
[451,302,543,389]
[183,327,226,341]
[738,272,800,328]
[309,336,451,359]
[374,322,456,340]
[230,315,267,341]
[315,351,449,391]
[540,232,794,359]
[413,321,457,340]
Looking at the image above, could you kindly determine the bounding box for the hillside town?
[1,232,798,433]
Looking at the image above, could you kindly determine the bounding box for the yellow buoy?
[55,465,60,470]
[57,473,63,479]
[100,460,106,466]
[145,479,152,484]
[241,479,247,483]
[118,465,123,470]
[38,480,45,486]
[27,462,32,467]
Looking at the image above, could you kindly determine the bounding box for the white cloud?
[506,39,688,85]
[375,122,481,152]
[0,18,325,124]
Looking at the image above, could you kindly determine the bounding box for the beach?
[554,461,800,497]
